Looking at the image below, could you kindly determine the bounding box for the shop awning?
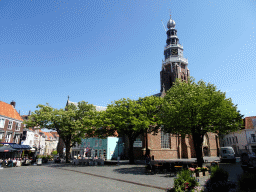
[8,144,31,150]
[0,145,17,152]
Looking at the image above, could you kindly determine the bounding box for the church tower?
[160,15,190,95]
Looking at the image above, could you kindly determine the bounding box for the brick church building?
[130,15,220,160]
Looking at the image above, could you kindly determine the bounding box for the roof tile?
[0,101,23,121]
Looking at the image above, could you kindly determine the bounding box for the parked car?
[241,152,256,173]
[220,147,236,163]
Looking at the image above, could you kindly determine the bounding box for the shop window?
[99,150,102,158]
[103,150,106,159]
[15,136,19,144]
[5,133,11,142]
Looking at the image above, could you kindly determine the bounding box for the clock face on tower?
[171,49,178,55]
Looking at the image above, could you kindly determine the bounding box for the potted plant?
[202,167,209,176]
[42,156,48,163]
[195,167,202,177]
[188,167,196,177]
[173,169,199,191]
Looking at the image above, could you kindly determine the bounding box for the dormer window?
[8,121,13,130]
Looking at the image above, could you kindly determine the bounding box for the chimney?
[10,100,16,108]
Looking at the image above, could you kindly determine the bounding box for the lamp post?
[116,140,120,165]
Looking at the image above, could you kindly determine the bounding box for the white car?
[220,147,236,163]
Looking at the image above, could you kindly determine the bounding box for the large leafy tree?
[25,101,97,163]
[159,77,243,167]
[92,96,163,164]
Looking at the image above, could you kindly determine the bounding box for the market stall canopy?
[0,145,17,152]
[8,144,31,150]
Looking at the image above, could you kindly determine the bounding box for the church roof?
[66,100,107,112]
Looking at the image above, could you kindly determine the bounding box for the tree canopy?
[159,77,243,167]
[93,96,163,164]
[25,101,97,163]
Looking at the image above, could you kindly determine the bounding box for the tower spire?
[160,14,189,94]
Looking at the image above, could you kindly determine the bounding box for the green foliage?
[204,165,237,192]
[195,167,201,173]
[159,77,243,166]
[24,101,97,163]
[93,96,164,164]
[237,172,256,192]
[210,165,229,183]
[51,150,58,155]
[37,155,44,159]
[47,155,53,159]
[173,169,199,191]
[160,76,243,137]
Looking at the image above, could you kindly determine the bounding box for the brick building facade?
[0,101,24,144]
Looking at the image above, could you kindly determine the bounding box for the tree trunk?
[65,139,71,163]
[128,137,135,164]
[192,132,204,167]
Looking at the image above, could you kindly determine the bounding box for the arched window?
[161,128,170,149]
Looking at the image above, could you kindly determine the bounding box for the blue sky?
[1,0,256,120]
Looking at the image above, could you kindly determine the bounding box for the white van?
[220,147,236,163]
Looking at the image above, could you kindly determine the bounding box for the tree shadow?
[113,166,153,175]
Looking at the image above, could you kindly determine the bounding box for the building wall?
[0,117,24,144]
[160,63,189,93]
[130,131,219,160]
[21,130,34,147]
[220,130,248,155]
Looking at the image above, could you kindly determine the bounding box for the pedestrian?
[145,154,151,165]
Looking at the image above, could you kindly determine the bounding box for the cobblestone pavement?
[0,164,164,192]
[0,157,242,192]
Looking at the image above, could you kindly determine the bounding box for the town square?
[1,0,256,191]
